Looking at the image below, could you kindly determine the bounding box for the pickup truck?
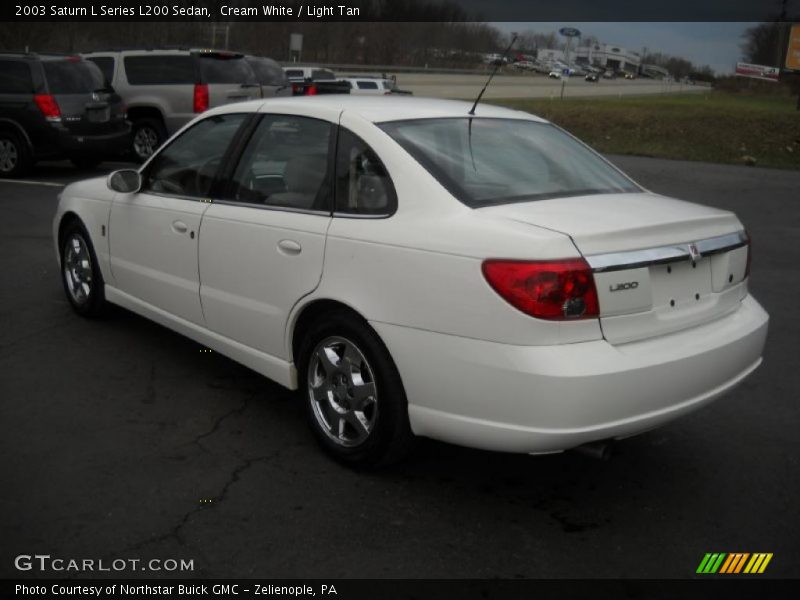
[282,66,351,96]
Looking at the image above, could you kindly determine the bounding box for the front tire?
[60,221,107,317]
[298,311,414,467]
[0,129,31,178]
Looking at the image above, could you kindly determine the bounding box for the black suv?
[0,52,130,177]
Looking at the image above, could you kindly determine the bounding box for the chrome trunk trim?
[586,231,747,273]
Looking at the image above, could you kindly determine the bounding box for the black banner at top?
[1,0,799,22]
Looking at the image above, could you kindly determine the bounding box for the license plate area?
[87,107,110,123]
[650,257,712,309]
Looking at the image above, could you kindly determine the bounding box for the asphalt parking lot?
[1,156,798,579]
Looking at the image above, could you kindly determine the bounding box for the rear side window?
[199,56,256,84]
[356,81,379,90]
[124,55,196,85]
[335,129,396,216]
[86,57,114,85]
[0,60,33,94]
[42,59,105,94]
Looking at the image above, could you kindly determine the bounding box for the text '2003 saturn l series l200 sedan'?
[53,96,769,467]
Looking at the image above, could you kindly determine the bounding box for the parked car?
[338,76,412,96]
[602,70,617,79]
[624,72,637,80]
[245,55,292,99]
[512,61,537,71]
[585,73,599,82]
[548,70,562,79]
[0,52,129,177]
[282,66,351,96]
[53,96,768,467]
[83,49,263,161]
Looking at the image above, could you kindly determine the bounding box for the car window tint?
[124,56,196,85]
[199,56,256,84]
[356,81,379,89]
[284,69,303,79]
[43,59,105,94]
[311,69,336,80]
[335,129,396,215]
[228,115,332,211]
[0,60,33,93]
[246,58,287,86]
[86,57,114,85]
[143,114,247,198]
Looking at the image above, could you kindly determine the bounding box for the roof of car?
[207,95,546,124]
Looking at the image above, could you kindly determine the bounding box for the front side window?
[379,118,640,208]
[334,129,396,215]
[142,114,247,198]
[227,115,332,211]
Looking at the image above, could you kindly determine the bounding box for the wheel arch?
[289,298,375,365]
[0,118,34,154]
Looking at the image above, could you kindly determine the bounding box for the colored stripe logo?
[696,553,773,574]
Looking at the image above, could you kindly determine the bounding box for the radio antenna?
[469,33,517,116]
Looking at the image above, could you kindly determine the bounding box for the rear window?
[284,69,304,80]
[43,59,105,94]
[0,60,33,94]
[199,55,256,84]
[380,118,640,207]
[311,69,336,81]
[124,55,196,85]
[357,81,379,89]
[246,57,287,86]
[85,56,114,85]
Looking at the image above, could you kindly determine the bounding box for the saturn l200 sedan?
[53,96,769,466]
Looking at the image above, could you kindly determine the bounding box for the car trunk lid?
[479,192,750,343]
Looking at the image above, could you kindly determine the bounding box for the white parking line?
[0,179,65,187]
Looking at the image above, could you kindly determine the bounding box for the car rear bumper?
[34,124,131,160]
[372,294,769,454]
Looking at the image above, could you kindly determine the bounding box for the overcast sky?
[493,22,759,74]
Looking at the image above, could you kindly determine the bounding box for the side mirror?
[107,169,142,193]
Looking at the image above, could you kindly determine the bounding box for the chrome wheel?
[307,336,378,448]
[0,139,18,173]
[63,233,94,306]
[132,126,158,159]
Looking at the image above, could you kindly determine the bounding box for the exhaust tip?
[572,440,614,461]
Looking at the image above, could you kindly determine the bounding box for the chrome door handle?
[171,220,188,234]
[277,239,302,255]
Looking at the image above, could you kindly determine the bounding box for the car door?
[109,113,249,324]
[198,113,334,359]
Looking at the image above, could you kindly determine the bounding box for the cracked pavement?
[1,158,798,578]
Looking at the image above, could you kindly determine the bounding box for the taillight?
[193,83,209,113]
[305,84,318,96]
[482,259,600,320]
[34,94,61,122]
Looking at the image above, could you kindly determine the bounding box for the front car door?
[108,113,249,324]
[198,112,335,360]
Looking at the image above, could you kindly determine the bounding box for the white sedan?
[53,96,769,466]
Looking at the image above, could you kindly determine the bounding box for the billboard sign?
[787,24,800,71]
[735,62,779,82]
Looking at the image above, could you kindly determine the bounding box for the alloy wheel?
[133,126,158,160]
[63,233,94,306]
[0,139,18,173]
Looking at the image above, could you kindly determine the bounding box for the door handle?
[277,239,302,255]
[171,220,188,234]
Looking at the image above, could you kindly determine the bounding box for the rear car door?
[198,112,334,359]
[109,113,249,324]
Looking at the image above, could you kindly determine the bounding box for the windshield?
[43,59,106,94]
[379,118,640,207]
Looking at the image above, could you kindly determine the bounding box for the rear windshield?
[43,59,106,94]
[199,55,256,84]
[379,118,640,207]
[245,57,287,86]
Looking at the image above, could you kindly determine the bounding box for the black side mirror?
[107,169,142,193]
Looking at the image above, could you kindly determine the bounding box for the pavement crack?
[191,396,250,452]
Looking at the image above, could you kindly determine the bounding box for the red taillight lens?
[482,259,600,320]
[34,94,61,122]
[193,83,209,113]
[305,84,318,96]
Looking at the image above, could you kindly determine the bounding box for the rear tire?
[0,129,31,178]
[60,220,107,318]
[298,311,415,468]
[131,118,166,162]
